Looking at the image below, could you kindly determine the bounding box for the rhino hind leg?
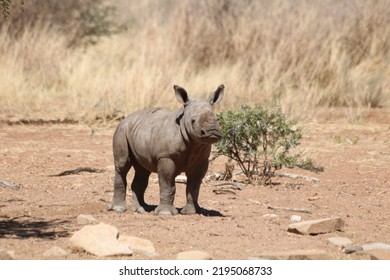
[109,125,132,212]
[131,166,151,213]
[108,162,131,212]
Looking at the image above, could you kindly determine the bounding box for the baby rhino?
[108,84,224,215]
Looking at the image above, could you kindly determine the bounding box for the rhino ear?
[208,84,224,106]
[174,85,190,105]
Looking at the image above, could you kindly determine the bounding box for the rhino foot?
[107,202,127,213]
[181,203,199,215]
[131,205,150,213]
[154,204,179,215]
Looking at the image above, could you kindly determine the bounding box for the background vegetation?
[1,0,389,122]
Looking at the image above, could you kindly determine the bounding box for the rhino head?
[174,84,224,144]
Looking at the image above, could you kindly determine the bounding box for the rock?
[344,242,390,254]
[288,217,344,235]
[176,250,212,260]
[43,246,69,258]
[327,237,353,248]
[262,214,278,219]
[76,214,99,225]
[175,175,187,183]
[356,249,390,260]
[69,223,132,257]
[250,250,333,260]
[343,246,363,254]
[290,215,302,222]
[361,242,390,251]
[0,249,15,260]
[118,235,157,257]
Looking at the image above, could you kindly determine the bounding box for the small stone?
[69,223,132,257]
[0,249,15,260]
[290,215,302,222]
[288,217,344,235]
[76,214,99,225]
[175,175,187,183]
[327,237,353,248]
[43,246,69,258]
[211,172,223,180]
[176,250,212,260]
[250,250,333,260]
[262,214,278,219]
[118,235,157,257]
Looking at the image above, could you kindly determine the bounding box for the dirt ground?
[0,109,389,260]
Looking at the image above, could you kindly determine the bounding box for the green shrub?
[216,105,323,184]
[0,0,123,46]
[0,0,10,18]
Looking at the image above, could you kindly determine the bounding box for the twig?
[50,167,104,177]
[249,199,262,205]
[212,181,245,190]
[0,180,21,190]
[212,189,236,195]
[377,224,390,230]
[340,191,356,197]
[377,190,388,196]
[274,172,320,182]
[266,204,311,214]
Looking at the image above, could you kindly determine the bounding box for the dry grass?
[0,0,389,122]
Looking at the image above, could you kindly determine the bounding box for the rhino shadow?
[0,216,71,239]
[140,204,224,217]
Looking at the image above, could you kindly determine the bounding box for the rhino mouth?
[200,128,222,143]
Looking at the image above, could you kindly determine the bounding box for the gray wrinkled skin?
[108,85,224,215]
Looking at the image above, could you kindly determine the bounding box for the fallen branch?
[266,204,311,214]
[274,172,320,182]
[212,181,245,190]
[0,180,21,190]
[50,167,104,177]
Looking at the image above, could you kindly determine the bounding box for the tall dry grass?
[0,0,389,122]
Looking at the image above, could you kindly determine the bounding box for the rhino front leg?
[181,162,208,215]
[154,158,179,215]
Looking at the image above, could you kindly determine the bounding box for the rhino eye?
[191,119,196,124]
